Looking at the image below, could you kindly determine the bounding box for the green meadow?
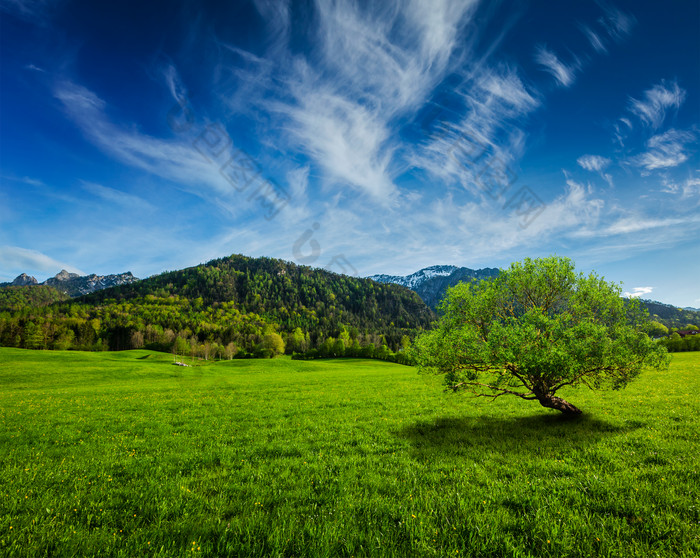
[0,348,698,557]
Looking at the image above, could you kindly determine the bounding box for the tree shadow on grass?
[396,413,645,458]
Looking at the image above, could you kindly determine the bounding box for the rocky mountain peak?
[11,273,38,286]
[53,269,80,281]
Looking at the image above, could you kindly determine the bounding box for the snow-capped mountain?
[369,265,459,290]
[369,265,500,309]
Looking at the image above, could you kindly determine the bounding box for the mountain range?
[1,270,139,297]
[2,258,698,343]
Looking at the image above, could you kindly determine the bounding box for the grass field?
[0,348,698,557]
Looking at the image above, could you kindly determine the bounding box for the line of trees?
[656,332,700,352]
[647,321,700,352]
[0,293,422,359]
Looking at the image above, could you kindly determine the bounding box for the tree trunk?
[536,394,582,416]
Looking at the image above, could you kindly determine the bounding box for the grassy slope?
[0,349,698,558]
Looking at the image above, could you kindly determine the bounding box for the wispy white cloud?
[628,80,686,129]
[81,181,155,211]
[0,246,85,279]
[19,176,44,186]
[580,25,607,54]
[255,0,483,202]
[272,74,397,201]
[554,167,700,252]
[24,63,46,73]
[578,5,635,66]
[278,166,313,226]
[215,43,278,116]
[605,217,686,236]
[577,155,614,187]
[534,45,579,88]
[411,64,538,194]
[515,178,604,243]
[162,63,187,105]
[54,81,247,205]
[223,0,520,205]
[574,212,696,238]
[251,0,291,56]
[598,4,636,42]
[681,177,700,197]
[662,176,700,198]
[630,128,695,172]
[372,177,606,267]
[577,155,611,172]
[612,117,633,147]
[310,0,479,112]
[623,286,653,299]
[49,0,550,274]
[477,65,540,114]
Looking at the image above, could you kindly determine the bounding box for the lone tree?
[412,256,669,416]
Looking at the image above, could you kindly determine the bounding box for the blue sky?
[1,0,699,307]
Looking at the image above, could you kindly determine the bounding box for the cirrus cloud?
[631,128,695,172]
[534,45,579,88]
[577,155,611,172]
[628,80,686,129]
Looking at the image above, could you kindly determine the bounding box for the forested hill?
[0,255,435,358]
[81,254,433,328]
[641,299,700,329]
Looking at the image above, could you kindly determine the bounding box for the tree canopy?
[412,256,670,416]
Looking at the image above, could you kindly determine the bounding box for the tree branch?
[447,381,538,400]
[506,365,533,392]
[550,363,631,393]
